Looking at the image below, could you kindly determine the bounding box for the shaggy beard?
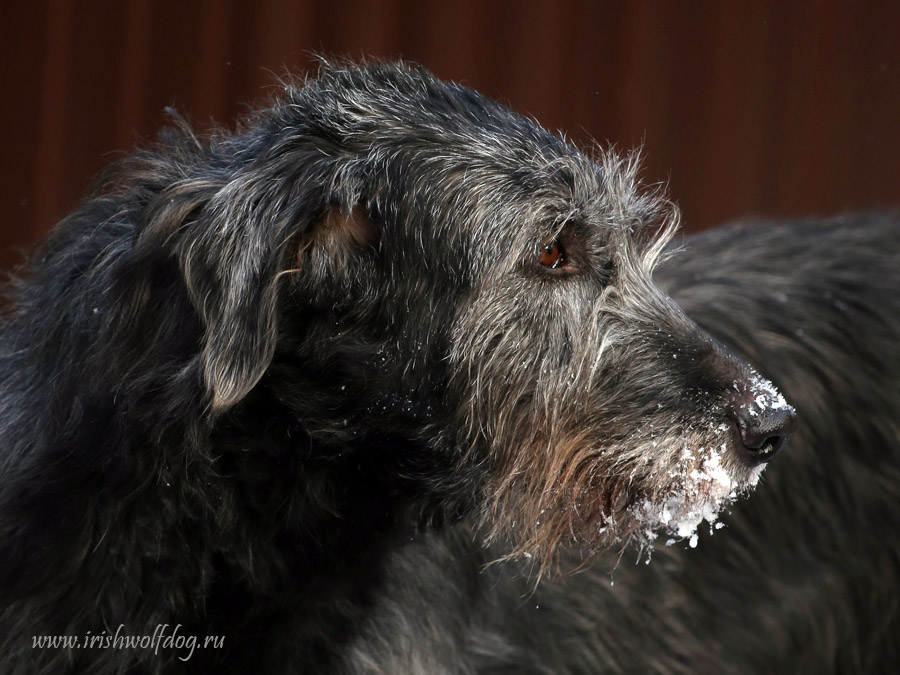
[478,414,769,578]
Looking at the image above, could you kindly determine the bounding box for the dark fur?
[354,215,900,674]
[0,60,896,673]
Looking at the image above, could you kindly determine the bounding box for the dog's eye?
[539,240,564,269]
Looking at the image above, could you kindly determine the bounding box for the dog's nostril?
[731,403,796,463]
[765,434,787,454]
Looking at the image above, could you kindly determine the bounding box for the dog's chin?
[625,437,769,549]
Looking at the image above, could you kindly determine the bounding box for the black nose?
[731,403,796,464]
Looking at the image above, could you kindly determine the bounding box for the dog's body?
[0,61,897,673]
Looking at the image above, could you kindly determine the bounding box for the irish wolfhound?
[1,60,894,674]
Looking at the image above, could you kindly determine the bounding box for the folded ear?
[165,169,375,413]
[303,204,378,278]
[192,201,288,414]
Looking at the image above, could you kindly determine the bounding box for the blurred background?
[2,0,899,271]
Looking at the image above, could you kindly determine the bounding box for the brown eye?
[539,239,563,268]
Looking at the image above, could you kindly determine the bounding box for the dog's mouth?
[617,374,793,550]
[625,425,768,549]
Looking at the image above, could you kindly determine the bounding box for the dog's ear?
[151,169,375,414]
[302,204,378,279]
[150,172,292,413]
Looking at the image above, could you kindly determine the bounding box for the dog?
[1,59,896,673]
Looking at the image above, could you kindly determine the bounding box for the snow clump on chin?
[630,425,767,550]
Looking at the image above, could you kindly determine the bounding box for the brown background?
[2,0,899,271]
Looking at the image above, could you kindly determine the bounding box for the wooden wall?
[2,0,899,269]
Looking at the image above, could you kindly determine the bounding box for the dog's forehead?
[288,63,660,257]
[292,62,590,182]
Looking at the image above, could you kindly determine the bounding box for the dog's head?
[135,60,794,573]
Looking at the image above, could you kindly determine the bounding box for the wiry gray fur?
[343,214,900,674]
[0,59,894,673]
